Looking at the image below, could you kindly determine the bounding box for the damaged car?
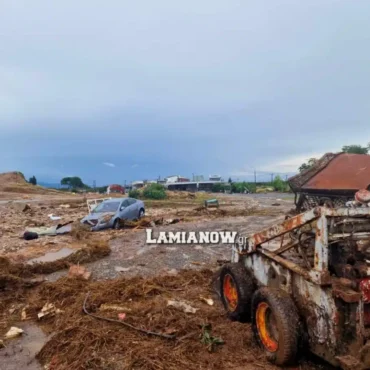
[81,197,145,231]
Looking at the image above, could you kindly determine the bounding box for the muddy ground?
[0,191,332,370]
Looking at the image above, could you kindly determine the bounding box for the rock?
[5,326,24,339]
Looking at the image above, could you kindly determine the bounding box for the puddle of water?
[28,247,74,264]
[0,323,47,370]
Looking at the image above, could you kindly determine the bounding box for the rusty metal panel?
[303,153,370,191]
[234,207,320,255]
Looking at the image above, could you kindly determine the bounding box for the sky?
[1,0,370,186]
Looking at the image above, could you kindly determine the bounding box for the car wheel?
[113,218,122,230]
[252,287,301,366]
[220,263,255,322]
[138,208,145,219]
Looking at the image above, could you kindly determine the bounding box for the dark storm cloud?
[1,0,370,182]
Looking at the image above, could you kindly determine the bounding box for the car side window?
[127,198,136,205]
[120,199,129,210]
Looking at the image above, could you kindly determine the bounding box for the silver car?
[81,197,145,231]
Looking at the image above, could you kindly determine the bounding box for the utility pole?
[93,180,96,190]
[270,173,274,184]
[285,174,288,181]
[254,169,257,187]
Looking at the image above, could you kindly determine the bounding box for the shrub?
[212,183,225,193]
[129,189,140,199]
[272,176,286,192]
[142,183,167,200]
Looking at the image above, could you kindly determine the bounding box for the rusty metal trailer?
[219,206,370,369]
[288,153,370,211]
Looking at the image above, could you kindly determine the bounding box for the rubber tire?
[113,218,121,230]
[220,263,255,321]
[252,287,300,366]
[138,208,145,219]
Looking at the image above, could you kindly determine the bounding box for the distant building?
[209,175,222,182]
[165,175,190,183]
[107,184,125,194]
[131,180,144,189]
[193,175,204,182]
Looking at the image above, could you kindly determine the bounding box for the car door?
[119,199,130,220]
[126,198,138,219]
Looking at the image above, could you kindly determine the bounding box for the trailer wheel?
[220,263,255,321]
[252,287,300,366]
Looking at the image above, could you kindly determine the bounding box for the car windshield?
[93,201,120,213]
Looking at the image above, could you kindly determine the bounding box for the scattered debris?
[21,307,28,321]
[13,203,31,213]
[163,218,181,225]
[83,292,176,339]
[68,264,92,280]
[271,203,281,206]
[118,313,126,320]
[86,198,111,213]
[204,199,219,208]
[5,326,24,339]
[38,303,63,320]
[23,231,39,240]
[99,304,132,312]
[59,204,71,209]
[114,266,131,273]
[167,299,198,314]
[200,296,214,306]
[25,221,73,237]
[48,214,61,221]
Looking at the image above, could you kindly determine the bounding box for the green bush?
[212,183,226,192]
[129,189,140,198]
[231,181,251,193]
[272,176,286,192]
[142,183,167,200]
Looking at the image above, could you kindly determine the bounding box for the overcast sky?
[1,0,370,185]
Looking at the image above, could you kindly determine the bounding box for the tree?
[342,144,369,155]
[29,176,37,185]
[228,177,232,183]
[61,176,86,189]
[272,175,286,192]
[299,158,318,172]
